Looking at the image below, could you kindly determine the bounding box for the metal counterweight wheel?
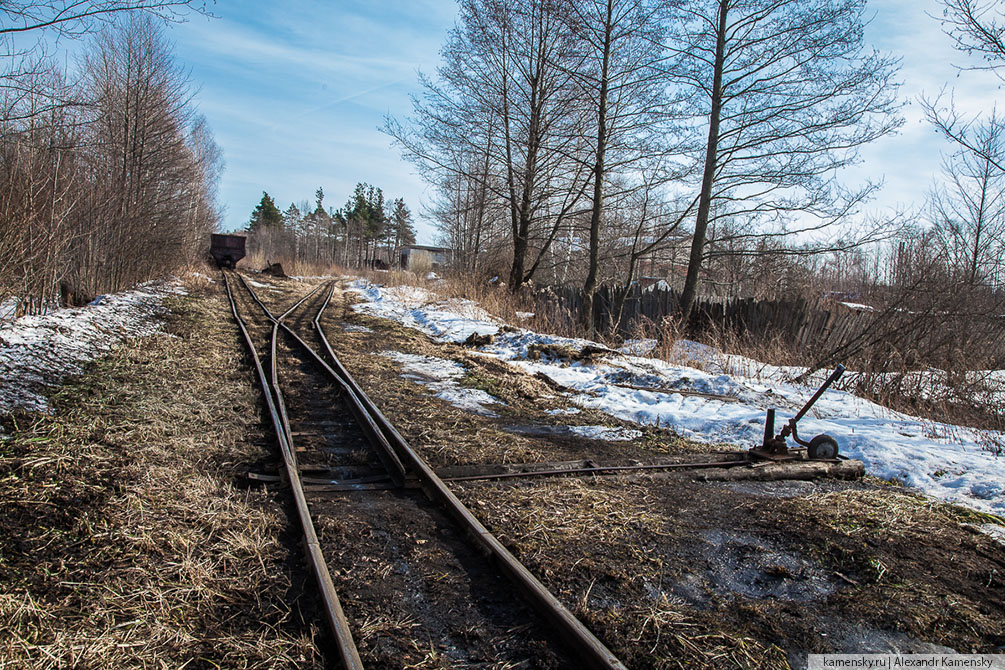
[807,434,839,460]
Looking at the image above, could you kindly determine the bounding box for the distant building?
[400,245,453,270]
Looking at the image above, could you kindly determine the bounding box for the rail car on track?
[210,234,246,268]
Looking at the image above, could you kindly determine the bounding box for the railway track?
[223,271,627,670]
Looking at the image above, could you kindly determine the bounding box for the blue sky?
[167,0,457,241]
[165,0,1002,244]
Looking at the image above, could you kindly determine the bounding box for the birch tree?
[668,0,902,317]
[563,0,682,327]
[386,0,588,290]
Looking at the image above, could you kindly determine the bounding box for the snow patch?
[190,271,216,284]
[351,279,1005,516]
[618,339,658,356]
[349,280,499,344]
[0,281,183,414]
[244,278,269,288]
[568,425,642,441]
[381,351,503,417]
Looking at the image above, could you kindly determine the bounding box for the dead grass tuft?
[797,488,1005,537]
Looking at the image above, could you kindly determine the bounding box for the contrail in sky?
[294,79,405,120]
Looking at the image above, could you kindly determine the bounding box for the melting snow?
[568,425,642,441]
[349,279,1005,516]
[381,351,503,417]
[353,283,499,343]
[618,339,658,356]
[0,281,183,415]
[244,278,279,291]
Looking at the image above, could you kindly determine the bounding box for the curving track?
[223,272,627,670]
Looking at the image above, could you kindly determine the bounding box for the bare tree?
[386,0,589,290]
[1,0,209,125]
[0,9,220,314]
[668,0,902,318]
[562,0,681,328]
[0,64,83,314]
[921,0,1005,174]
[0,0,208,37]
[940,0,1005,69]
[929,112,1005,286]
[74,15,197,292]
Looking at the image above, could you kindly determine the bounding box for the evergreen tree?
[390,197,416,264]
[340,182,388,264]
[282,202,302,228]
[248,191,283,231]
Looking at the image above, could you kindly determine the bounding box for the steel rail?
[222,272,364,670]
[239,277,408,487]
[312,283,629,670]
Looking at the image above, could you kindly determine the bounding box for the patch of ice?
[381,351,503,417]
[515,311,535,320]
[546,407,581,416]
[0,281,184,414]
[568,425,642,441]
[343,323,373,333]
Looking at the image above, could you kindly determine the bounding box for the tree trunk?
[581,0,613,332]
[680,0,728,321]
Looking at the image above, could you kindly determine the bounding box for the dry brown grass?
[0,278,322,668]
[455,478,791,669]
[240,250,343,278]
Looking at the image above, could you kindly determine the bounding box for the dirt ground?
[321,279,1005,668]
[1,274,1002,669]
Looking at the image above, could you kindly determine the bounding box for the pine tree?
[340,182,388,265]
[248,191,283,232]
[390,197,416,266]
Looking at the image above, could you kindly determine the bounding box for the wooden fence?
[543,284,1005,368]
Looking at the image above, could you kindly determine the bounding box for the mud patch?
[675,529,840,608]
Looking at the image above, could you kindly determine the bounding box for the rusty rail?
[222,273,363,670]
[233,275,629,670]
[238,276,408,486]
[311,283,629,670]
